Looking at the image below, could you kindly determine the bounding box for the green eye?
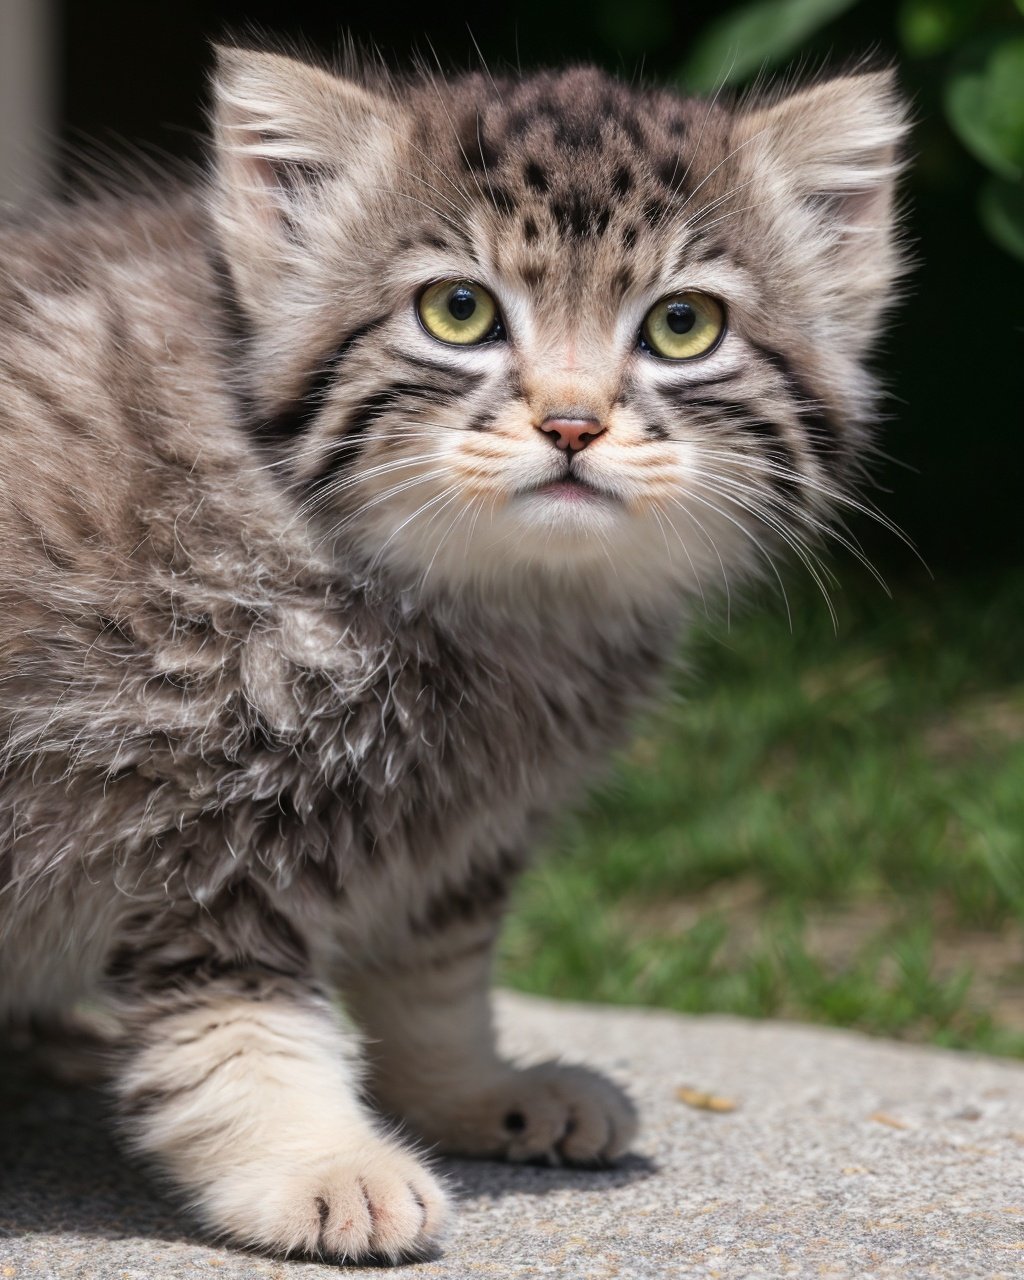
[417,280,499,346]
[641,292,725,360]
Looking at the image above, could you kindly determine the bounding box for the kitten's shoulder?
[0,187,205,292]
[0,187,284,638]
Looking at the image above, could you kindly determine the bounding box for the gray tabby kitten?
[0,43,906,1262]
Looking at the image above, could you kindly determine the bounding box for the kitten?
[0,43,906,1262]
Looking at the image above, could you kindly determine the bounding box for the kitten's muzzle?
[536,418,606,453]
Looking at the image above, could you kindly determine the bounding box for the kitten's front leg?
[343,912,637,1166]
[111,963,447,1261]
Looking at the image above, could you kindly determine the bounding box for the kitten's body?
[0,50,905,1261]
[0,195,670,997]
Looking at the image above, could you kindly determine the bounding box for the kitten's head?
[209,46,907,609]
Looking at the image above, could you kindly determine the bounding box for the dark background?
[55,0,1023,579]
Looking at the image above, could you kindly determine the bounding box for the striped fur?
[0,44,907,1263]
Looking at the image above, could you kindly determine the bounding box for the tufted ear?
[208,46,399,293]
[738,70,907,239]
[733,70,910,353]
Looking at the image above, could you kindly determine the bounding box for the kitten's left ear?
[735,70,909,341]
[737,69,908,235]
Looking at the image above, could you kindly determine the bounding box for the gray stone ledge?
[2,991,1023,1279]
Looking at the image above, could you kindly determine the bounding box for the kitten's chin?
[352,494,718,614]
[344,474,760,611]
[513,481,624,529]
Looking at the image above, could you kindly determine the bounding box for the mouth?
[526,472,617,505]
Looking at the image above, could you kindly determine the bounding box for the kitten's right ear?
[209,46,398,272]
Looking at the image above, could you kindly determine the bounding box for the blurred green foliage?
[946,31,1024,257]
[679,0,860,93]
[678,0,1024,261]
[502,571,1024,1055]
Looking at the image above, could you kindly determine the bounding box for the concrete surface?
[2,991,1023,1279]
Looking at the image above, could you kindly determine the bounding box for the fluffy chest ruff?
[165,580,676,917]
[0,556,678,993]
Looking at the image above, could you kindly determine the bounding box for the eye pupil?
[640,292,724,359]
[418,279,500,345]
[448,288,477,322]
[666,303,696,334]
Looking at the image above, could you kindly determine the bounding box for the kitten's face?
[212,54,906,605]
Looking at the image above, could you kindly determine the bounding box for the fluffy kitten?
[0,43,906,1262]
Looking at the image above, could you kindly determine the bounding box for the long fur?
[0,45,908,1262]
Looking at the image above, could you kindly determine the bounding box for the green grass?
[500,569,1024,1056]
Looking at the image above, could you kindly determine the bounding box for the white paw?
[203,1137,448,1263]
[433,1062,638,1165]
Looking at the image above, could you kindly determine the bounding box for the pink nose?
[536,418,606,452]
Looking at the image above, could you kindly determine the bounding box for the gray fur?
[0,46,907,1262]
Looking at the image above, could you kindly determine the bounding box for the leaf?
[678,0,861,94]
[899,0,982,58]
[676,1085,739,1112]
[979,176,1024,261]
[869,1110,910,1129]
[946,35,1024,180]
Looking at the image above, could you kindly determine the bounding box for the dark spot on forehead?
[505,97,560,137]
[554,117,603,150]
[420,70,728,269]
[613,266,633,294]
[487,184,517,216]
[520,263,547,288]
[657,156,686,194]
[523,161,549,193]
[613,165,633,197]
[549,194,600,240]
[614,109,646,149]
[642,196,668,226]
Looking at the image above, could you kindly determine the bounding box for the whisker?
[680,202,764,237]
[678,173,762,235]
[419,57,490,207]
[393,165,473,223]
[368,481,466,568]
[652,503,710,616]
[673,122,773,227]
[670,491,797,629]
[419,490,478,588]
[684,482,838,629]
[675,52,738,204]
[298,452,446,514]
[689,465,892,595]
[668,496,737,622]
[309,468,457,550]
[660,440,920,556]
